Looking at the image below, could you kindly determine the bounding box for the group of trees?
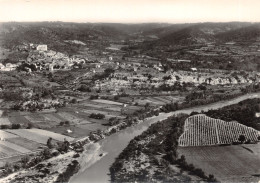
[1,123,21,129]
[205,98,260,130]
[92,68,115,81]
[59,121,70,126]
[46,137,70,153]
[108,117,121,126]
[77,84,91,92]
[89,113,105,119]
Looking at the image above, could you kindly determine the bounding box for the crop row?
[179,114,259,146]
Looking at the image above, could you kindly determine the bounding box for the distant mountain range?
[0,22,259,52]
[152,22,260,46]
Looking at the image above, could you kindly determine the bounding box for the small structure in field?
[191,68,197,72]
[66,129,72,133]
[255,112,260,118]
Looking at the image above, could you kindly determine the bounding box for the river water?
[70,92,260,183]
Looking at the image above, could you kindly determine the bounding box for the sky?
[0,0,260,23]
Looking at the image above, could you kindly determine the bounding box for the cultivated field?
[92,99,123,106]
[0,141,31,153]
[48,126,92,138]
[0,130,18,139]
[0,118,11,125]
[5,129,74,144]
[178,114,260,146]
[178,144,260,182]
[128,96,185,106]
[7,137,42,151]
[0,98,141,167]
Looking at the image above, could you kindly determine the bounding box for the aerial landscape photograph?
[0,0,260,182]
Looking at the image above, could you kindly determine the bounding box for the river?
[70,92,260,183]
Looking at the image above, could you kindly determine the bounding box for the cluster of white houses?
[93,70,258,91]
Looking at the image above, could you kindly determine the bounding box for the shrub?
[114,95,119,100]
[71,98,77,104]
[90,95,99,100]
[27,122,34,129]
[73,153,80,158]
[52,150,60,156]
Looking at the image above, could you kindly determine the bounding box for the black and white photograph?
[0,0,260,182]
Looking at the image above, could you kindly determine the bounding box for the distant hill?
[216,23,260,43]
[0,22,128,54]
[152,22,255,46]
[155,25,216,46]
[95,23,171,34]
[0,22,259,54]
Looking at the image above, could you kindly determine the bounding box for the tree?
[238,134,246,143]
[63,139,70,152]
[21,155,30,168]
[42,148,52,159]
[208,174,217,182]
[71,98,77,104]
[47,137,53,149]
[4,162,13,174]
[144,102,150,110]
[27,122,33,129]
[78,84,91,92]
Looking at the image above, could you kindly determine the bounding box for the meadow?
[178,144,260,182]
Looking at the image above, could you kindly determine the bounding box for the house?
[37,45,48,51]
[255,112,260,118]
[191,68,197,72]
[66,129,72,133]
[0,63,5,70]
